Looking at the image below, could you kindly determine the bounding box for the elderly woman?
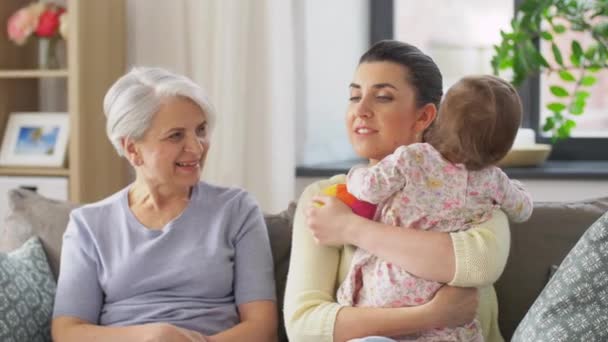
[52,67,277,342]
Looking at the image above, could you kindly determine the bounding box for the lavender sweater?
[53,182,276,335]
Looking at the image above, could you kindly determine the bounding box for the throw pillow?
[0,189,77,280]
[264,202,296,342]
[496,196,608,339]
[0,237,56,342]
[512,211,608,341]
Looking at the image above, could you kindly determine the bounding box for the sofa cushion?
[496,196,608,340]
[0,237,56,342]
[511,211,608,341]
[0,189,77,280]
[264,202,296,342]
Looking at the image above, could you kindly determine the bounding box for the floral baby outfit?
[338,143,532,342]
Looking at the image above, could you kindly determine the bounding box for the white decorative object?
[512,128,537,148]
[498,128,552,167]
[0,112,69,167]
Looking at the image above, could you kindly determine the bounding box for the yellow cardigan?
[284,175,509,342]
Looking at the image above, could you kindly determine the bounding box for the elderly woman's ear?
[121,137,142,167]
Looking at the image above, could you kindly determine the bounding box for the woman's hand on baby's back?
[306,195,359,246]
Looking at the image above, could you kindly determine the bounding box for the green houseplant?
[492,0,608,141]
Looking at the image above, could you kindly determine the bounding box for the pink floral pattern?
[338,143,532,341]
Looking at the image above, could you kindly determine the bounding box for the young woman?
[284,41,509,342]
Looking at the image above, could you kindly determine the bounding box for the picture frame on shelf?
[0,112,69,167]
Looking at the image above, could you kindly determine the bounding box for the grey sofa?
[0,188,607,341]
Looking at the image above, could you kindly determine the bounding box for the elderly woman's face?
[132,97,209,189]
[346,61,433,164]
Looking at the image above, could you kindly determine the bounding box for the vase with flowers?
[7,2,68,69]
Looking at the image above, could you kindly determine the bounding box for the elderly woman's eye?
[169,132,183,140]
[197,125,207,136]
[349,95,361,102]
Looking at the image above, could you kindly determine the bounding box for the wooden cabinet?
[0,0,129,204]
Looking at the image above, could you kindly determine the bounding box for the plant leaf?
[585,45,598,59]
[499,59,513,69]
[553,24,566,33]
[500,30,516,40]
[541,31,553,40]
[569,101,585,115]
[570,41,583,67]
[558,70,576,82]
[526,41,549,68]
[572,41,584,57]
[543,116,555,131]
[581,75,597,86]
[519,0,538,12]
[565,119,576,129]
[557,123,572,139]
[550,85,569,97]
[535,50,551,68]
[513,51,528,85]
[552,43,564,66]
[575,90,590,101]
[547,102,567,112]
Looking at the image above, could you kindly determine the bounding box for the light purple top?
[53,182,276,335]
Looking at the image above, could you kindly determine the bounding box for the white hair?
[103,66,216,156]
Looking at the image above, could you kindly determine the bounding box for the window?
[372,0,608,161]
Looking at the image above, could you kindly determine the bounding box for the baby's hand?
[306,195,354,246]
[321,184,376,220]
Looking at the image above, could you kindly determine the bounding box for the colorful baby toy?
[320,184,377,220]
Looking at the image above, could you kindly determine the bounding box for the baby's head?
[425,75,522,170]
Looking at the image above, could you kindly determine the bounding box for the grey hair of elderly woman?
[103,67,216,157]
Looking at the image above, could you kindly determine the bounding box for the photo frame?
[0,112,69,167]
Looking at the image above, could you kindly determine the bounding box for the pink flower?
[6,3,66,45]
[6,5,39,45]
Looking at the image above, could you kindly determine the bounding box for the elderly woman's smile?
[131,96,210,190]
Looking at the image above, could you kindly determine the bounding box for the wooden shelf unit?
[0,0,129,204]
[0,167,70,177]
[0,69,69,78]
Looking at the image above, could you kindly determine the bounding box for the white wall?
[126,0,368,167]
[295,0,369,165]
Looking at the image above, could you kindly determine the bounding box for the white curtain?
[127,0,295,213]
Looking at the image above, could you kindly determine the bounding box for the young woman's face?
[346,61,435,164]
[129,96,210,190]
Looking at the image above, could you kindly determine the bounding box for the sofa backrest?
[3,188,608,341]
